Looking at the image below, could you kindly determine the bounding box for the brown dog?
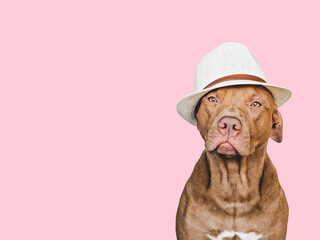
[176,85,289,240]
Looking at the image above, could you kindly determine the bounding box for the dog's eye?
[251,101,261,107]
[208,96,217,102]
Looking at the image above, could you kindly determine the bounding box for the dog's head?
[195,85,283,157]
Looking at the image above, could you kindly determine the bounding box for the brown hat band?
[204,74,266,89]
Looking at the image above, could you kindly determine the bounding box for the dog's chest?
[207,231,262,240]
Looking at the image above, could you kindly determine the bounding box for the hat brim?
[176,80,292,125]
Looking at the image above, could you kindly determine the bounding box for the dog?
[176,43,291,240]
[176,85,288,240]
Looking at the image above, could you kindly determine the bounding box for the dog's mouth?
[205,132,252,157]
[216,142,238,156]
[207,140,246,157]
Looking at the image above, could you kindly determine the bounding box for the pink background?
[0,0,318,239]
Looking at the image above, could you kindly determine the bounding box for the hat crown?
[195,42,266,91]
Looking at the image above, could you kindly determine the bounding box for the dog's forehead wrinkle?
[219,87,259,105]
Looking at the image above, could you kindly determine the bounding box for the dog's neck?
[205,145,267,215]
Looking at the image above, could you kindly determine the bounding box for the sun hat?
[176,42,292,125]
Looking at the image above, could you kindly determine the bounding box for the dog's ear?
[270,104,283,143]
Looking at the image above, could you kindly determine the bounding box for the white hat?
[176,42,292,125]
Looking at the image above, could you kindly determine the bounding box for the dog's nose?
[217,117,242,137]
